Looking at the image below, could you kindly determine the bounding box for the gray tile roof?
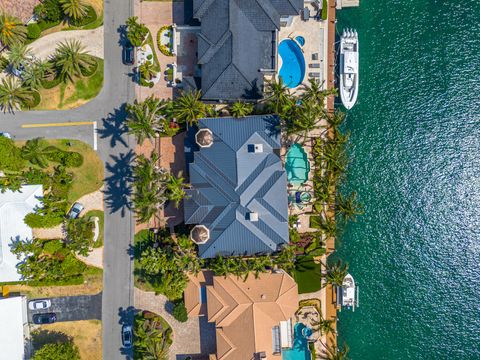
[193,0,303,101]
[184,115,289,258]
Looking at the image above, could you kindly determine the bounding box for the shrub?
[63,151,84,167]
[157,26,174,56]
[0,137,25,172]
[32,342,80,360]
[22,168,50,186]
[322,0,328,20]
[172,301,188,322]
[45,147,84,167]
[42,239,64,255]
[27,23,41,40]
[24,212,64,228]
[41,0,64,23]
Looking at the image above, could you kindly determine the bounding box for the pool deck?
[278,3,329,93]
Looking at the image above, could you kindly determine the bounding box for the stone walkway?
[28,26,104,61]
[134,287,216,360]
[77,247,103,269]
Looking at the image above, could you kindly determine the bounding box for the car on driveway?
[123,41,135,65]
[122,325,133,348]
[32,313,57,324]
[67,202,84,219]
[28,299,52,310]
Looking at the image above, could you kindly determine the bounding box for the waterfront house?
[185,270,298,359]
[181,0,303,101]
[184,115,289,258]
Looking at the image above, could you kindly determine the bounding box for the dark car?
[32,313,57,324]
[123,42,134,65]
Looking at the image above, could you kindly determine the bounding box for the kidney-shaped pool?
[278,39,306,88]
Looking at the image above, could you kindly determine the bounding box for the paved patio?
[135,0,184,101]
[0,0,39,23]
[134,288,216,360]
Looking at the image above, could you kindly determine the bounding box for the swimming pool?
[295,36,305,46]
[278,39,306,88]
[282,323,312,360]
[285,144,310,185]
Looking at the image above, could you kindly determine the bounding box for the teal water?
[336,1,480,359]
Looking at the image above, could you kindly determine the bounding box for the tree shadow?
[30,329,74,351]
[98,105,129,148]
[103,151,135,216]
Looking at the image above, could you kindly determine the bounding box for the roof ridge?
[198,30,232,65]
[254,0,280,29]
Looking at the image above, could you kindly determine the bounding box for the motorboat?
[339,29,359,109]
[340,273,358,311]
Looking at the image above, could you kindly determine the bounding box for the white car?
[28,299,52,310]
[122,325,133,348]
[0,133,12,139]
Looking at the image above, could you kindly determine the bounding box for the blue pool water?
[295,36,305,46]
[282,323,311,360]
[285,144,310,185]
[278,39,305,88]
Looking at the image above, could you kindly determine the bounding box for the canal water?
[336,1,480,358]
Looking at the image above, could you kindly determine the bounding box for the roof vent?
[248,144,263,153]
[247,212,258,222]
[195,129,214,148]
[261,294,266,300]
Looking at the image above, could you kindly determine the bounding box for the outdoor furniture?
[312,53,319,61]
[301,7,310,21]
[309,72,321,78]
[309,63,321,68]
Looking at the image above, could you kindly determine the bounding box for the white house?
[0,185,43,283]
[0,295,28,360]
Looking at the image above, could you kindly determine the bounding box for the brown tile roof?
[0,0,40,23]
[185,271,298,360]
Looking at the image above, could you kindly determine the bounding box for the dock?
[336,0,360,9]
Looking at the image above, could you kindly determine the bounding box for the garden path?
[134,287,216,360]
[28,26,104,61]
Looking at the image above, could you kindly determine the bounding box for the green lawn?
[85,210,104,247]
[294,255,323,294]
[34,58,104,110]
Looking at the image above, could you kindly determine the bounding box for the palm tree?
[6,43,31,71]
[319,342,350,360]
[166,173,186,208]
[336,192,363,223]
[173,90,206,126]
[52,39,95,82]
[20,138,51,168]
[264,77,293,116]
[0,13,27,47]
[126,98,163,144]
[23,60,51,89]
[274,245,296,274]
[210,256,229,277]
[229,101,254,118]
[286,97,321,136]
[325,259,348,287]
[320,216,337,239]
[248,256,272,278]
[0,77,34,112]
[139,60,157,81]
[126,16,149,47]
[311,313,335,337]
[60,0,88,21]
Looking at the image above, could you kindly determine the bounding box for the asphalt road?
[0,0,136,358]
[28,294,102,323]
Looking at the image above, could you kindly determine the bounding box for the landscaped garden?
[0,1,104,111]
[133,310,172,359]
[0,137,104,287]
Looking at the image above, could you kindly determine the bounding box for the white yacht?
[339,29,359,109]
[341,273,358,311]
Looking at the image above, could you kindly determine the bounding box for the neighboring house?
[0,0,40,23]
[184,115,289,258]
[0,295,29,360]
[0,185,43,283]
[186,0,303,101]
[185,270,298,360]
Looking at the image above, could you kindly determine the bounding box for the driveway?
[28,293,102,323]
[29,27,104,61]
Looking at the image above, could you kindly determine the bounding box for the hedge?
[322,0,328,20]
[45,147,84,167]
[27,23,41,40]
[172,301,188,322]
[24,212,64,228]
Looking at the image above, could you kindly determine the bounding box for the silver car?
[67,202,84,219]
[122,325,133,348]
[0,132,12,139]
[28,299,52,310]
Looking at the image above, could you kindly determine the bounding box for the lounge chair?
[308,72,321,78]
[309,63,321,68]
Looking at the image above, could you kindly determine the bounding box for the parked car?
[67,202,84,219]
[32,313,57,324]
[122,325,133,348]
[0,132,12,139]
[123,41,134,65]
[28,299,52,310]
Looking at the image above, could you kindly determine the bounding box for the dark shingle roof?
[184,115,289,258]
[193,0,303,101]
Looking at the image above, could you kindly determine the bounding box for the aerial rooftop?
[184,115,289,258]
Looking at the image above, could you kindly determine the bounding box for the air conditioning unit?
[247,212,259,221]
[248,144,263,153]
